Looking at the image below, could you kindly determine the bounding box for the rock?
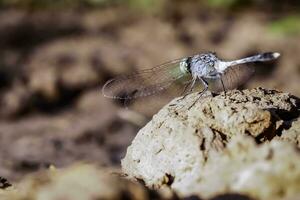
[276,117,300,148]
[199,136,300,199]
[1,164,176,200]
[121,88,300,200]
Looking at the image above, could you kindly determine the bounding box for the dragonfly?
[102,52,280,108]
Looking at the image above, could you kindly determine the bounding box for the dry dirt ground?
[0,4,299,182]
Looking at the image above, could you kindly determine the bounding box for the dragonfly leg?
[188,78,208,110]
[178,77,197,101]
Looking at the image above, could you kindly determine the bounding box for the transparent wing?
[206,65,255,92]
[102,59,191,100]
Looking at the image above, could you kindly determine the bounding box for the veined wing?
[102,59,191,100]
[206,64,255,92]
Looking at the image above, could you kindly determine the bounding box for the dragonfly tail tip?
[272,52,281,59]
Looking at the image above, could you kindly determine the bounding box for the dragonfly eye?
[179,58,189,74]
[179,57,192,74]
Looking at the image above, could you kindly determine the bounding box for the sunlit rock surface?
[122,88,300,200]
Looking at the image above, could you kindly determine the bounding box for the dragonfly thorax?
[189,53,220,78]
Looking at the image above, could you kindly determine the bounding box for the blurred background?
[0,0,299,181]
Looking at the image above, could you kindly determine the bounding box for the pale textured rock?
[122,88,300,199]
[278,117,300,148]
[199,136,300,199]
[2,164,153,200]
